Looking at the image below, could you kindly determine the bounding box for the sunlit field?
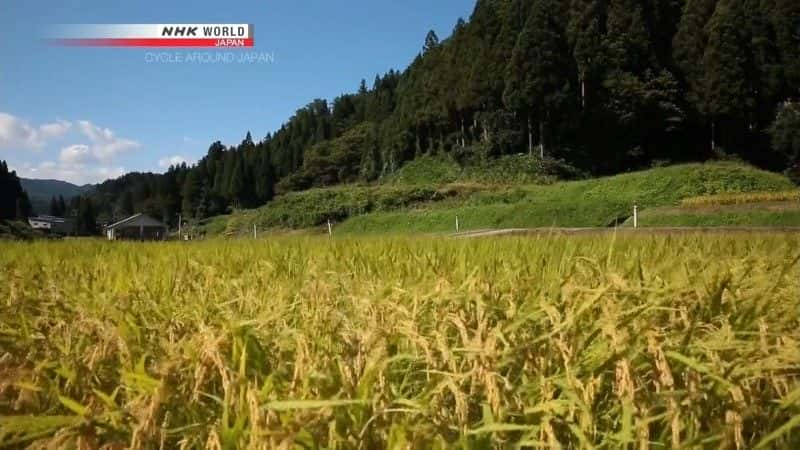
[2,235,800,448]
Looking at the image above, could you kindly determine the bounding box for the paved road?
[453,227,800,238]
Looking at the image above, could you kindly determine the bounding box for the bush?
[770,101,800,167]
[786,164,800,186]
[387,154,583,186]
[385,155,462,185]
[277,123,379,193]
[0,220,50,241]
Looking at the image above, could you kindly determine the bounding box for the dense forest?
[34,0,800,226]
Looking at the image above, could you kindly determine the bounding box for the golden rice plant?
[1,234,799,449]
[681,190,800,207]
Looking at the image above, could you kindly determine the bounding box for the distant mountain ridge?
[20,178,92,214]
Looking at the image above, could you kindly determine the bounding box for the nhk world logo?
[48,24,254,48]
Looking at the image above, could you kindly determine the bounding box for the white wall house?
[28,218,53,230]
[27,216,72,234]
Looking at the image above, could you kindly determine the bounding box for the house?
[28,215,73,234]
[105,213,168,241]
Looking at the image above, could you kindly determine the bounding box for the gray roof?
[107,213,167,229]
[29,215,67,223]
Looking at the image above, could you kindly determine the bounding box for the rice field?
[681,191,800,207]
[1,235,800,449]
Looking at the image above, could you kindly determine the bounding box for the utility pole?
[711,121,716,152]
[539,120,545,160]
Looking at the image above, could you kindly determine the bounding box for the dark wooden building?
[105,213,168,241]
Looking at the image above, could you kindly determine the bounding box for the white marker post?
[327,219,333,238]
[456,216,460,233]
[633,203,639,229]
[253,224,257,239]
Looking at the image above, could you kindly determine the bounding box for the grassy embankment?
[201,159,797,236]
[2,235,799,448]
[626,190,800,227]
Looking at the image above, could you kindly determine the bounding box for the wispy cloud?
[0,113,72,150]
[76,120,140,160]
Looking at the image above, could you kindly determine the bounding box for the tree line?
[0,160,103,236]
[36,0,800,227]
[0,161,32,221]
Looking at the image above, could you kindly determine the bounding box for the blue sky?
[0,0,475,184]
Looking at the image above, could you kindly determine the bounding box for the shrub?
[770,101,800,168]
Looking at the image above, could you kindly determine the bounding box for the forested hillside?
[20,178,88,214]
[81,0,800,226]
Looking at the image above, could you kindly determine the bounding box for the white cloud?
[0,114,137,161]
[14,160,126,185]
[77,120,116,142]
[59,144,92,164]
[47,121,140,167]
[3,113,141,184]
[39,120,72,140]
[77,120,139,160]
[0,113,72,150]
[158,155,187,168]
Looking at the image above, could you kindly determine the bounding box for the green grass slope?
[203,162,794,236]
[337,163,795,234]
[208,184,486,236]
[626,201,800,228]
[632,209,800,227]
